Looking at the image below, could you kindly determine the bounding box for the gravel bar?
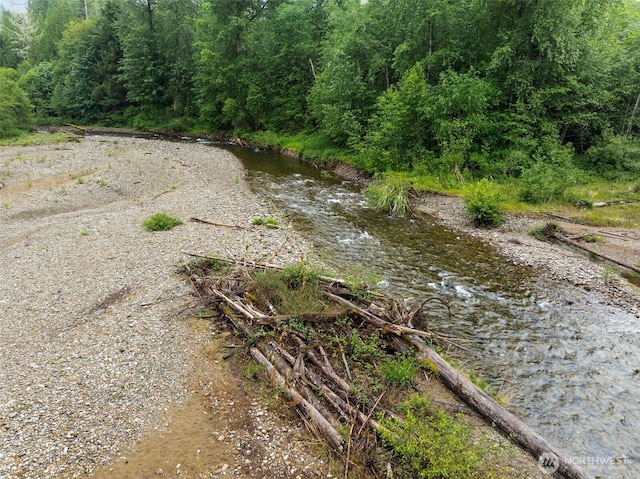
[0,135,309,478]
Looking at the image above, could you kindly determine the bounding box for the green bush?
[143,212,183,231]
[379,394,483,479]
[518,161,582,204]
[0,68,33,138]
[585,132,640,180]
[463,179,504,227]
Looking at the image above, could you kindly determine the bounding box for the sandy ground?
[0,134,328,479]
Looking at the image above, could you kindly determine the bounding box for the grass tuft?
[365,181,410,215]
[143,212,183,231]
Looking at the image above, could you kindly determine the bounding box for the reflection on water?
[219,144,638,478]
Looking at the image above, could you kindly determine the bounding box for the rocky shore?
[0,134,324,478]
[415,194,640,317]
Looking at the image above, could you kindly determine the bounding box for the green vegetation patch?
[463,179,504,227]
[252,262,325,317]
[379,394,484,479]
[252,217,280,228]
[365,179,410,215]
[143,212,183,231]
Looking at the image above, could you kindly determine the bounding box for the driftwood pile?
[183,254,591,479]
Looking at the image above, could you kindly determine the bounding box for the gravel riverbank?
[415,194,640,316]
[0,135,314,478]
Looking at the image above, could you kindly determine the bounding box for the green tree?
[362,64,429,171]
[0,67,33,137]
[244,0,326,131]
[19,61,55,119]
[29,0,79,63]
[0,10,31,68]
[118,0,196,124]
[194,0,258,129]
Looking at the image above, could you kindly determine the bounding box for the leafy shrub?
[348,330,386,364]
[518,142,584,204]
[143,212,183,231]
[585,132,640,179]
[463,179,504,227]
[0,68,33,138]
[280,261,319,290]
[380,352,420,387]
[379,394,483,479]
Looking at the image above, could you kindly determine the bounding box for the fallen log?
[591,199,638,208]
[249,347,344,452]
[554,234,640,275]
[63,122,87,131]
[406,334,590,479]
[328,291,590,478]
[193,260,590,478]
[182,252,348,285]
[292,336,350,393]
[261,342,341,428]
[325,292,466,350]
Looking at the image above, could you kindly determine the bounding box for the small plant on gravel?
[463,179,504,227]
[252,217,280,228]
[265,217,280,228]
[79,229,89,236]
[528,222,560,242]
[77,176,85,184]
[143,212,183,231]
[583,234,604,243]
[528,225,546,242]
[603,265,616,282]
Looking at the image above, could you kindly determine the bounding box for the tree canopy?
[1,0,640,184]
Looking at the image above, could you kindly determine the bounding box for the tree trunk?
[626,87,640,136]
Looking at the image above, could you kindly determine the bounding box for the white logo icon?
[538,451,560,474]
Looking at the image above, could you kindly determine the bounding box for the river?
[220,144,640,479]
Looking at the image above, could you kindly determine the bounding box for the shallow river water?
[219,144,639,478]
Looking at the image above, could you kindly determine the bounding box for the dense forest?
[2,0,640,203]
